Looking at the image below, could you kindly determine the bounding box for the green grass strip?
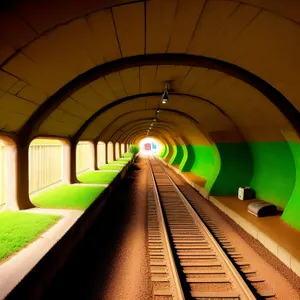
[99,164,124,171]
[31,184,105,210]
[78,171,118,184]
[0,212,60,262]
[123,152,134,158]
[108,160,128,165]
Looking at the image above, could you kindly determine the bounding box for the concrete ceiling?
[0,0,299,144]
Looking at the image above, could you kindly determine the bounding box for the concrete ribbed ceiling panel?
[0,0,298,139]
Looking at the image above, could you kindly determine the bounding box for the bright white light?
[139,137,162,155]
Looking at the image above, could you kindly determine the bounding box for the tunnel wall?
[160,145,169,159]
[282,141,300,230]
[162,145,170,160]
[248,142,296,208]
[169,145,184,165]
[179,145,195,172]
[165,145,174,162]
[189,145,215,185]
[165,141,298,215]
[208,142,253,196]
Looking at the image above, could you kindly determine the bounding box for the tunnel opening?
[139,137,162,155]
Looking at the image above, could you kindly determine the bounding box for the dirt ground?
[41,157,152,300]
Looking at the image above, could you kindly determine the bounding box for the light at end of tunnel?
[139,137,162,155]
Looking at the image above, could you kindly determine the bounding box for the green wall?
[169,145,184,165]
[282,142,300,230]
[184,142,297,206]
[179,145,195,172]
[160,145,169,159]
[160,141,300,230]
[190,145,215,183]
[209,142,253,196]
[159,145,166,158]
[248,142,296,208]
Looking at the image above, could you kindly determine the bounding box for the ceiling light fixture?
[161,83,169,104]
[156,109,161,114]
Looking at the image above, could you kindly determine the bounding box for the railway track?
[147,156,258,300]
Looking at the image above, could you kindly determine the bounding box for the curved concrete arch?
[93,104,222,143]
[129,132,170,148]
[124,125,179,146]
[116,120,193,146]
[126,130,171,149]
[122,123,181,144]
[133,134,167,147]
[80,91,233,142]
[110,115,195,144]
[98,108,214,144]
[17,54,300,145]
[129,130,176,162]
[128,130,175,159]
[1,0,298,69]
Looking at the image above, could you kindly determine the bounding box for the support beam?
[15,141,33,209]
[70,141,79,184]
[92,141,98,170]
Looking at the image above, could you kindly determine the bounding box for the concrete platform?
[163,160,300,277]
[1,159,133,299]
[0,208,83,299]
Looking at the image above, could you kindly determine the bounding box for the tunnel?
[0,1,299,299]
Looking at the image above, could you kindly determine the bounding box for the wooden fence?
[0,146,5,205]
[76,142,92,174]
[97,142,106,167]
[29,144,63,194]
[121,143,125,156]
[115,142,120,159]
[107,142,114,162]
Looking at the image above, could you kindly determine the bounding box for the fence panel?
[76,142,92,174]
[29,144,63,194]
[121,143,125,156]
[115,143,120,159]
[107,142,114,163]
[97,142,106,167]
[0,146,5,205]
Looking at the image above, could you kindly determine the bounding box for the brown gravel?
[41,157,152,300]
[166,166,300,300]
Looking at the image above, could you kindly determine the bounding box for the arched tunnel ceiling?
[79,95,234,140]
[0,0,299,142]
[33,65,293,140]
[112,120,190,144]
[95,109,213,144]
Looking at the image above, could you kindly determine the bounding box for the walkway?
[0,208,83,299]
